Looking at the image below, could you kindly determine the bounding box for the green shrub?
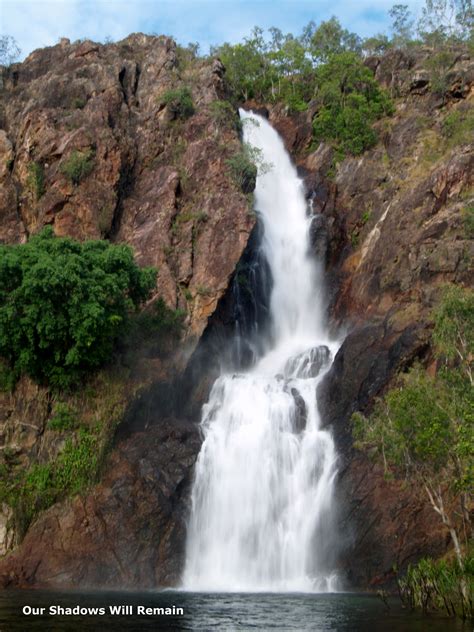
[0,227,156,389]
[48,402,78,431]
[182,287,192,302]
[142,298,185,338]
[226,143,272,193]
[72,97,87,109]
[0,427,102,537]
[125,297,185,356]
[442,107,474,147]
[312,52,394,156]
[283,93,309,112]
[0,358,15,392]
[162,87,195,120]
[227,150,258,193]
[462,204,474,238]
[54,428,99,494]
[26,162,45,200]
[209,100,240,131]
[196,285,212,296]
[361,210,371,225]
[398,554,473,619]
[426,50,455,98]
[60,148,95,185]
[175,42,200,70]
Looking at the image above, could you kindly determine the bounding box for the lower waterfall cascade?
[183,109,341,592]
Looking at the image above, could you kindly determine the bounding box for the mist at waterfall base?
[184,110,342,593]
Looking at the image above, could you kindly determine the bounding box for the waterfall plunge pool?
[0,590,467,631]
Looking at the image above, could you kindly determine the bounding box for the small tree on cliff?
[389,4,415,47]
[353,285,474,570]
[0,35,20,66]
[0,227,156,389]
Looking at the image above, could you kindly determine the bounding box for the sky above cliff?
[4,0,424,61]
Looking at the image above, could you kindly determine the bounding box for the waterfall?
[183,110,340,592]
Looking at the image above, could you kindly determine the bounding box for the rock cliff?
[0,40,472,589]
[0,34,254,338]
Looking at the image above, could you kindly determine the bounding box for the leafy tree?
[176,42,200,69]
[426,49,457,99]
[389,4,415,46]
[303,17,362,63]
[362,34,392,56]
[0,228,156,388]
[0,35,20,66]
[353,286,474,573]
[272,34,313,108]
[214,25,313,106]
[312,53,394,156]
[213,30,272,102]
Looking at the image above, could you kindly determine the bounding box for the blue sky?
[2,0,424,61]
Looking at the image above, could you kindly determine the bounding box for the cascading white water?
[183,110,340,592]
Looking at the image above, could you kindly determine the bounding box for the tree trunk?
[423,482,469,604]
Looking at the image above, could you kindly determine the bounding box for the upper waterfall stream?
[183,110,340,592]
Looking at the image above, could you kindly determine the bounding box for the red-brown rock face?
[0,34,254,338]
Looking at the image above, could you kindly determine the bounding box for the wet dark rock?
[317,321,430,458]
[242,102,270,119]
[290,387,307,434]
[285,345,331,379]
[309,214,329,262]
[240,162,258,194]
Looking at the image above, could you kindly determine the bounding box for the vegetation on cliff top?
[210,0,472,155]
[311,52,394,156]
[0,227,156,389]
